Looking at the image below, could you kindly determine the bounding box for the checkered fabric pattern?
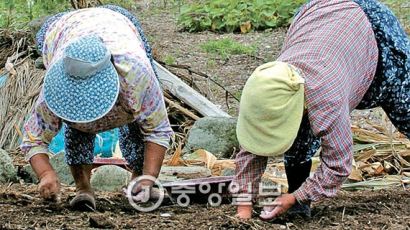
[234,0,379,202]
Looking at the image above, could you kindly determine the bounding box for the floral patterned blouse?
[21,8,173,161]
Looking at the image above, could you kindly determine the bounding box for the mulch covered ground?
[1,184,409,229]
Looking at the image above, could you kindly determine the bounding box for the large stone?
[22,152,74,185]
[184,117,239,158]
[50,152,75,185]
[91,165,131,192]
[28,16,48,35]
[158,174,180,183]
[0,149,17,183]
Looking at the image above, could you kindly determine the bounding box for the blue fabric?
[43,35,119,123]
[49,127,119,157]
[0,74,7,88]
[284,114,321,166]
[285,0,410,167]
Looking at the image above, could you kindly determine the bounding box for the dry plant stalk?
[349,117,410,184]
[70,0,102,9]
[0,60,44,149]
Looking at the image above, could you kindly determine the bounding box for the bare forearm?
[30,153,60,200]
[142,142,166,178]
[30,153,56,179]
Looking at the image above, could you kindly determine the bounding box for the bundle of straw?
[0,29,29,67]
[0,60,44,150]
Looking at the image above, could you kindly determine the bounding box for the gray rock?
[34,57,45,69]
[184,117,239,159]
[91,165,131,192]
[50,152,74,185]
[28,16,49,34]
[0,149,17,183]
[221,168,235,176]
[158,174,181,183]
[22,152,74,185]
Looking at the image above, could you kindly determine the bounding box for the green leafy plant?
[163,54,176,65]
[200,38,256,60]
[1,0,71,29]
[178,0,306,33]
[0,0,136,29]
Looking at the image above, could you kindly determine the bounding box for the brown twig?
[157,60,240,102]
[164,97,200,121]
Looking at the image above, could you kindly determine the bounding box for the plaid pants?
[64,121,145,174]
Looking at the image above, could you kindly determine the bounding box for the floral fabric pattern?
[21,7,173,162]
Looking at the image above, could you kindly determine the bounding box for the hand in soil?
[131,188,151,202]
[38,171,61,201]
[123,178,163,202]
[260,193,296,220]
[131,180,155,202]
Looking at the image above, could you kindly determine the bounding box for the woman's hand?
[260,194,296,220]
[30,153,61,201]
[124,176,163,202]
[130,178,155,202]
[236,204,253,219]
[38,170,61,201]
[126,142,166,202]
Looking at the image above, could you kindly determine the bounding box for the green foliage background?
[1,0,69,28]
[200,38,256,60]
[178,0,306,33]
[0,0,135,29]
[383,0,410,34]
[0,0,408,33]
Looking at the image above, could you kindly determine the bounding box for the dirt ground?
[137,6,287,115]
[0,184,409,230]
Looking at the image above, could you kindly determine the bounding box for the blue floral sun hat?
[44,35,119,123]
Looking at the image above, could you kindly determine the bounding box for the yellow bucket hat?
[236,61,305,157]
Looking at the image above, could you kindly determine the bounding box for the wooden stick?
[13,124,23,139]
[155,61,230,117]
[6,50,28,65]
[157,60,240,102]
[164,97,200,121]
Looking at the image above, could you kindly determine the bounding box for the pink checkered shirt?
[235,0,379,202]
